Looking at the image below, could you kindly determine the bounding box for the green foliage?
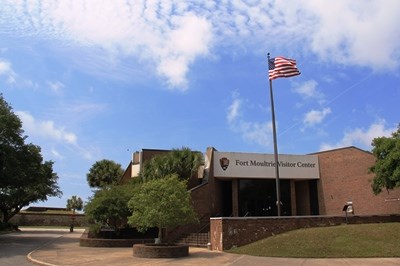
[88,223,102,237]
[86,159,124,189]
[140,147,203,182]
[0,94,62,223]
[127,175,198,242]
[84,183,135,229]
[370,125,400,194]
[66,195,83,213]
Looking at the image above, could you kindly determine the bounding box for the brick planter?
[133,244,189,258]
[79,231,154,247]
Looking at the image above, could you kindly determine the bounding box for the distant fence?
[10,212,88,227]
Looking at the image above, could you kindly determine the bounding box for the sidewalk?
[27,230,400,266]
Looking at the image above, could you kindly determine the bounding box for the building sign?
[213,151,320,179]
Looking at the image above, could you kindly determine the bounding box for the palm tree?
[86,159,124,189]
[66,195,83,214]
[66,195,83,232]
[140,147,203,182]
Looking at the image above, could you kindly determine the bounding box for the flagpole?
[267,52,282,217]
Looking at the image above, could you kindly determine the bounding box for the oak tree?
[0,94,61,224]
[85,183,134,230]
[127,175,198,243]
[370,125,400,194]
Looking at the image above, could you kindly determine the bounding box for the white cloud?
[0,59,16,84]
[1,0,399,90]
[227,92,272,147]
[16,111,77,145]
[303,1,400,70]
[209,1,400,70]
[68,102,107,114]
[227,92,241,123]
[1,1,213,90]
[303,108,331,128]
[238,120,273,147]
[51,148,64,160]
[15,110,96,160]
[156,14,213,89]
[294,79,325,102]
[320,120,396,151]
[0,59,40,88]
[47,80,65,93]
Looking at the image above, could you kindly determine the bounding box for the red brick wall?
[120,163,133,184]
[190,183,212,219]
[210,218,223,251]
[316,147,400,215]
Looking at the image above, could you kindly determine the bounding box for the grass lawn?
[227,223,400,258]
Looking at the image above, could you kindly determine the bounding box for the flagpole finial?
[267,52,270,60]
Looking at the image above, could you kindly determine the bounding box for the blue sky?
[0,1,399,208]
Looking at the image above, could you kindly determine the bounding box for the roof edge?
[309,146,372,155]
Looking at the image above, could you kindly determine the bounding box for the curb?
[26,233,67,266]
[27,251,58,266]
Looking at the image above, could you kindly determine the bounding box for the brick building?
[123,146,399,217]
[121,146,400,244]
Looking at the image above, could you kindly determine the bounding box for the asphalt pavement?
[0,228,66,266]
[23,228,400,266]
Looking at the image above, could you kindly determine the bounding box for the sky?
[0,0,399,208]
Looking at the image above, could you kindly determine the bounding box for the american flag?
[268,56,301,80]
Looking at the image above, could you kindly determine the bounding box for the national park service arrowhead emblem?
[219,157,230,171]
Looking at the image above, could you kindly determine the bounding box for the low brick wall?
[79,230,154,247]
[133,244,189,258]
[10,212,88,227]
[210,214,400,251]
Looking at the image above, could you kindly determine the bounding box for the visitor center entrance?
[238,179,291,216]
[213,151,321,217]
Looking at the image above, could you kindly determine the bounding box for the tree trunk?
[158,227,163,243]
[1,206,22,224]
[1,210,8,223]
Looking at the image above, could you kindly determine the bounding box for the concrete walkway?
[26,229,400,266]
